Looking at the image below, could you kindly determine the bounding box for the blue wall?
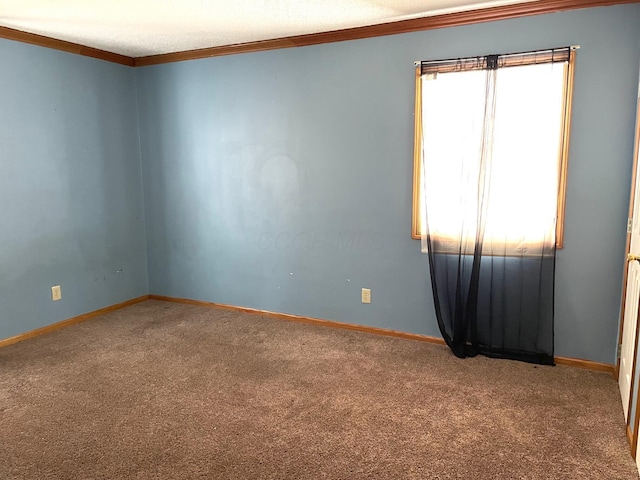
[0,39,148,339]
[1,4,639,366]
[136,4,640,364]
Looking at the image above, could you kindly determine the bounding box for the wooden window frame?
[411,50,576,249]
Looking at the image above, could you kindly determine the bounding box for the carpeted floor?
[0,300,638,479]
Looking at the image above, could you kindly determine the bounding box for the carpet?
[0,300,637,479]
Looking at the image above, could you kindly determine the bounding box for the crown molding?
[134,0,640,66]
[0,0,638,67]
[0,25,135,66]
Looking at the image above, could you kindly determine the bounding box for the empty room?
[2,0,640,478]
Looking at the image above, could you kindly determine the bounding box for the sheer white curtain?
[420,62,565,256]
[417,50,572,364]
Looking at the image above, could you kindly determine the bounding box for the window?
[412,48,575,253]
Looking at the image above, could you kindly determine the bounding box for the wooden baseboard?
[148,294,447,346]
[1,293,617,377]
[148,295,616,375]
[0,295,149,348]
[554,356,616,376]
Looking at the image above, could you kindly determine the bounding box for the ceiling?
[0,0,537,57]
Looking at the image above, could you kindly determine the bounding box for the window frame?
[411,50,576,249]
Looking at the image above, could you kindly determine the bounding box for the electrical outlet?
[361,288,371,304]
[51,285,62,302]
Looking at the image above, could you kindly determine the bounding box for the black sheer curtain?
[425,243,556,364]
[418,48,571,365]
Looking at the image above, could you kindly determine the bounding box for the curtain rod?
[414,45,580,67]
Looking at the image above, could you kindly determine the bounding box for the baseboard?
[554,356,616,376]
[0,295,150,349]
[1,293,617,376]
[628,425,636,457]
[148,295,616,375]
[148,295,448,346]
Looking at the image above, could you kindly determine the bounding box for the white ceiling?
[0,0,537,57]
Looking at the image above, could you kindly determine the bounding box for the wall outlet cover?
[51,285,62,302]
[362,288,371,304]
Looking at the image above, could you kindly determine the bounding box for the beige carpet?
[0,300,637,479]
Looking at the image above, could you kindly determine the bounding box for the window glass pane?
[486,63,565,247]
[419,62,567,252]
[421,70,487,242]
